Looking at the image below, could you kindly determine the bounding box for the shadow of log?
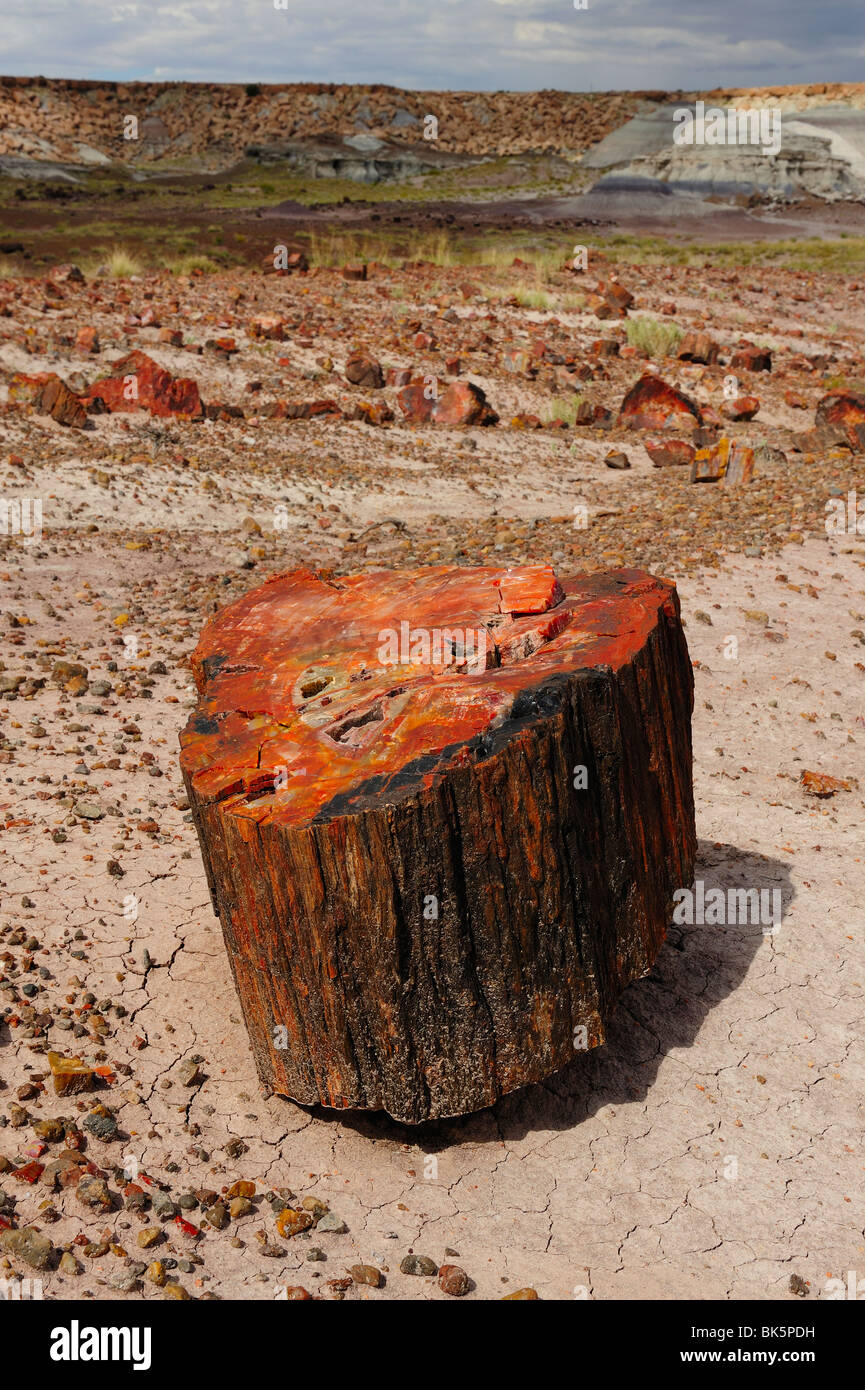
[309,841,793,1146]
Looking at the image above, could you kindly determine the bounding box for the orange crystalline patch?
[497,564,565,616]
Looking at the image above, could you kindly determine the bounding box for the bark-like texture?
[180,564,696,1122]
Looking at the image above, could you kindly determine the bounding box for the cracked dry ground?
[0,254,864,1301]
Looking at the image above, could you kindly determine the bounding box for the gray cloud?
[6,0,864,89]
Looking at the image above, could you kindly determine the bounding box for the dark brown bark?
[180,564,696,1122]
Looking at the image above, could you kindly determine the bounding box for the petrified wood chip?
[617,373,702,431]
[815,390,865,449]
[180,563,696,1122]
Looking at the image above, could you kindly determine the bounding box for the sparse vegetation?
[543,396,583,427]
[626,317,683,358]
[513,287,557,310]
[165,253,220,275]
[105,245,144,278]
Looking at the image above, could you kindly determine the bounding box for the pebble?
[316,1212,347,1233]
[438,1263,471,1296]
[76,1174,113,1211]
[178,1058,203,1087]
[0,1226,54,1269]
[400,1254,438,1276]
[205,1202,229,1230]
[83,1110,118,1141]
[276,1207,314,1238]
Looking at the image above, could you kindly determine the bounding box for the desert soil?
[0,246,863,1301]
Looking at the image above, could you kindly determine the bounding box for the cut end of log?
[180,563,696,1123]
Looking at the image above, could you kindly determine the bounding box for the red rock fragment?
[721,396,760,422]
[618,374,702,431]
[644,438,696,468]
[13,1161,44,1184]
[677,332,719,365]
[573,401,612,427]
[815,391,865,450]
[801,770,851,797]
[438,1264,471,1296]
[284,399,342,420]
[204,402,245,422]
[599,280,634,312]
[38,376,87,429]
[344,354,383,389]
[348,400,394,426]
[722,442,756,486]
[83,350,203,420]
[75,326,100,355]
[729,342,772,372]
[398,379,497,427]
[249,314,285,341]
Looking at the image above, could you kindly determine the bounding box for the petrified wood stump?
[180,564,696,1123]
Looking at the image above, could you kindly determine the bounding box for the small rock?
[77,1174,113,1211]
[400,1254,438,1276]
[275,1207,314,1238]
[0,1226,54,1269]
[316,1212,347,1233]
[438,1263,471,1297]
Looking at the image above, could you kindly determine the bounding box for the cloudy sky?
[9,0,865,89]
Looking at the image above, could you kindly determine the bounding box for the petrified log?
[180,563,696,1123]
[617,373,702,431]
